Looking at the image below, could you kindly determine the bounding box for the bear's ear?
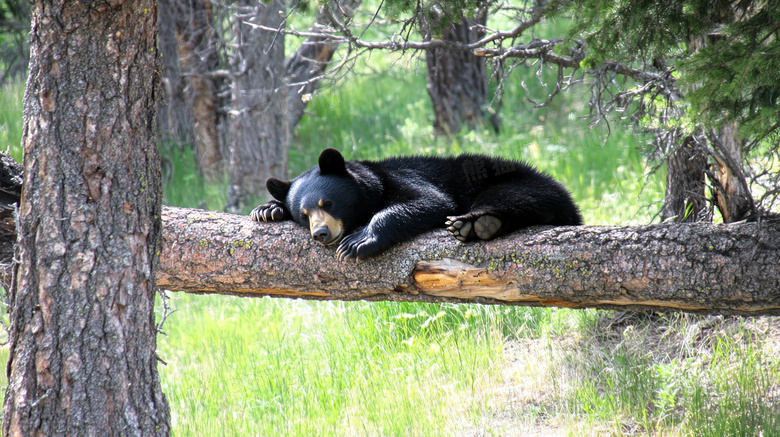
[318,148,347,175]
[266,177,292,201]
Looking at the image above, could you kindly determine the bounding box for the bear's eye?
[321,200,333,210]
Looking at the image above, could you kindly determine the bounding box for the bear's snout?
[312,226,331,244]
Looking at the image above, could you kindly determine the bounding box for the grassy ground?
[1,43,779,437]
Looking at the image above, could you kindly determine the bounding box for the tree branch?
[157,206,780,316]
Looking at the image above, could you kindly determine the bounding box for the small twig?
[156,289,177,336]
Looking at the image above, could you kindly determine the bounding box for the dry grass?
[449,313,780,436]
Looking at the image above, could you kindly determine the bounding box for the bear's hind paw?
[445,217,472,242]
[446,214,502,241]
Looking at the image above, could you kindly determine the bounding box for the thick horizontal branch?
[157,206,780,315]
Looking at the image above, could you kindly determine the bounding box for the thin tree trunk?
[156,206,780,316]
[158,0,192,146]
[285,0,360,128]
[177,0,224,180]
[0,151,22,284]
[158,0,224,180]
[424,11,499,136]
[709,123,755,222]
[2,0,170,434]
[666,35,755,224]
[661,134,710,222]
[226,0,288,212]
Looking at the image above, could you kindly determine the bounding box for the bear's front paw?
[250,200,288,222]
[336,230,382,262]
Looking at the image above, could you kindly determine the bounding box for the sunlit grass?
[158,295,510,436]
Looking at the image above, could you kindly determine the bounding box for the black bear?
[251,148,582,261]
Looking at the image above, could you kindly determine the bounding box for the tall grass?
[159,297,508,436]
[0,81,24,161]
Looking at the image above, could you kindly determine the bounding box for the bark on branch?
[158,206,780,316]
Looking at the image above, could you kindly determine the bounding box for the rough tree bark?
[661,134,710,222]
[226,0,288,212]
[156,207,780,316]
[0,151,22,283]
[709,123,756,222]
[2,0,170,434]
[424,11,499,135]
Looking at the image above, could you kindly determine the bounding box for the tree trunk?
[285,0,360,128]
[158,0,224,180]
[176,0,224,180]
[425,11,499,136]
[158,0,192,147]
[661,134,710,222]
[2,0,170,434]
[668,35,755,224]
[226,0,288,212]
[709,123,755,222]
[156,206,780,316]
[661,126,756,224]
[0,151,22,285]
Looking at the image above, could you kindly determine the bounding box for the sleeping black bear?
[251,148,582,261]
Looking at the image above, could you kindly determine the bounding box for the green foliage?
[158,296,506,436]
[684,327,780,435]
[569,0,780,141]
[559,314,780,435]
[684,6,780,141]
[0,0,30,83]
[570,0,710,65]
[378,0,487,37]
[159,142,228,211]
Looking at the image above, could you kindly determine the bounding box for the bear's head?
[266,148,371,246]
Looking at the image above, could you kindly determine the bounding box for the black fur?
[251,148,582,261]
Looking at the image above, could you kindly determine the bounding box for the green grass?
[0,80,24,162]
[158,297,505,435]
[1,27,778,436]
[159,142,229,211]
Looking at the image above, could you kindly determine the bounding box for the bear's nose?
[312,226,331,243]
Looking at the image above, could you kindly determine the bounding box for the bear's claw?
[251,200,287,222]
[336,229,380,262]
